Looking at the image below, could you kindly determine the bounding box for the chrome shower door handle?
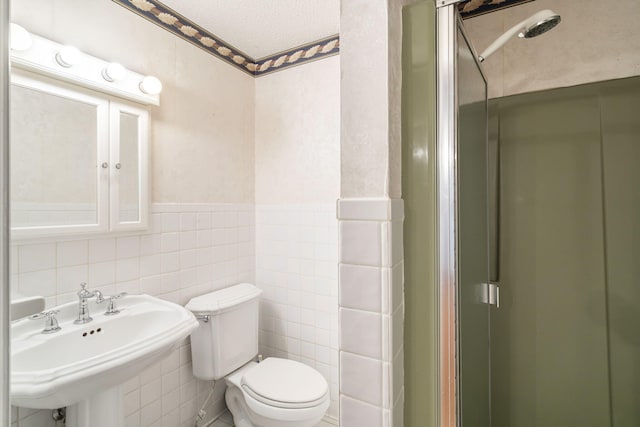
[489,282,500,308]
[475,282,500,308]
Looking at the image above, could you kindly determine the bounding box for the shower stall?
[490,74,640,427]
[403,1,640,426]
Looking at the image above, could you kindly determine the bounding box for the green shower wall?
[401,2,438,427]
[599,79,640,427]
[490,75,640,427]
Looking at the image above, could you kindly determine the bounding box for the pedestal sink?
[11,294,198,427]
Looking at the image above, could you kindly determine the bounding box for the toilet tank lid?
[186,283,262,314]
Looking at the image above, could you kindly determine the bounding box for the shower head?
[478,9,561,62]
[520,10,561,38]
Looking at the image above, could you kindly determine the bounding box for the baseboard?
[323,414,339,425]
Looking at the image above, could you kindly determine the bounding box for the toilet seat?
[241,358,329,409]
[241,387,330,424]
[225,358,330,425]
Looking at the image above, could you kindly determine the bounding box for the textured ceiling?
[158,0,340,59]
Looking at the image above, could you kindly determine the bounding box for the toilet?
[186,283,330,427]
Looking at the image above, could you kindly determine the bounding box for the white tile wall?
[338,198,404,427]
[255,204,339,423]
[10,203,254,427]
[10,202,346,427]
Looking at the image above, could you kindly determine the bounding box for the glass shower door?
[456,20,491,427]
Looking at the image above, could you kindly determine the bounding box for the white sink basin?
[11,294,198,410]
[10,293,45,321]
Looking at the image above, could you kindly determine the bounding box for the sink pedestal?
[66,386,123,427]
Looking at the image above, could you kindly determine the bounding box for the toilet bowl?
[225,359,329,427]
[186,283,330,427]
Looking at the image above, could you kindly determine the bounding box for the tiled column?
[338,198,404,427]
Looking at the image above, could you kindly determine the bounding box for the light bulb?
[55,46,82,67]
[139,75,162,95]
[102,62,126,82]
[10,24,32,51]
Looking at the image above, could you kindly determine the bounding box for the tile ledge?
[337,198,404,221]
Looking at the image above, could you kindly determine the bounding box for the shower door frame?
[436,3,458,426]
[0,0,11,425]
[436,2,490,427]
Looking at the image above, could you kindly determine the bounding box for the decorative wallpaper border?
[459,0,536,19]
[253,35,339,77]
[112,0,339,77]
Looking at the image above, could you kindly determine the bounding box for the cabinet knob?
[101,162,108,168]
[115,163,121,170]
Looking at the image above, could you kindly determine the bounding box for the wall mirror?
[10,70,149,239]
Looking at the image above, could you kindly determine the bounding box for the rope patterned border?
[254,35,339,77]
[459,0,536,19]
[112,0,339,77]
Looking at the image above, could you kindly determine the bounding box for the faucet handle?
[29,309,59,319]
[96,292,127,315]
[29,310,61,334]
[77,282,94,298]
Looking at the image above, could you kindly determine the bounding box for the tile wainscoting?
[10,203,254,427]
[255,204,339,424]
[8,201,387,427]
[338,198,404,427]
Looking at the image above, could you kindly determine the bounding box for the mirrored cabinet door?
[10,71,150,239]
[109,102,149,231]
[10,72,110,237]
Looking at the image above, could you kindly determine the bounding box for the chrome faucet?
[74,282,95,324]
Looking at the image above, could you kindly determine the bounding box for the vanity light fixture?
[102,62,126,82]
[139,75,162,95]
[10,28,160,105]
[55,46,82,68]
[10,23,32,51]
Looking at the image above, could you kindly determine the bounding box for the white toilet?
[186,283,330,427]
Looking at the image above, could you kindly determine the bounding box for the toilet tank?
[186,283,262,380]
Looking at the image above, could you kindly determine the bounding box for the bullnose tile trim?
[112,0,339,77]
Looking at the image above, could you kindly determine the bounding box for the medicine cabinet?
[10,70,149,239]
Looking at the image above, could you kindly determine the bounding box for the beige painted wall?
[464,0,640,98]
[12,0,255,204]
[339,0,418,199]
[254,56,340,204]
[340,0,392,198]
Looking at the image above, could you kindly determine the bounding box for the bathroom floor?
[209,411,234,427]
[211,412,336,427]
